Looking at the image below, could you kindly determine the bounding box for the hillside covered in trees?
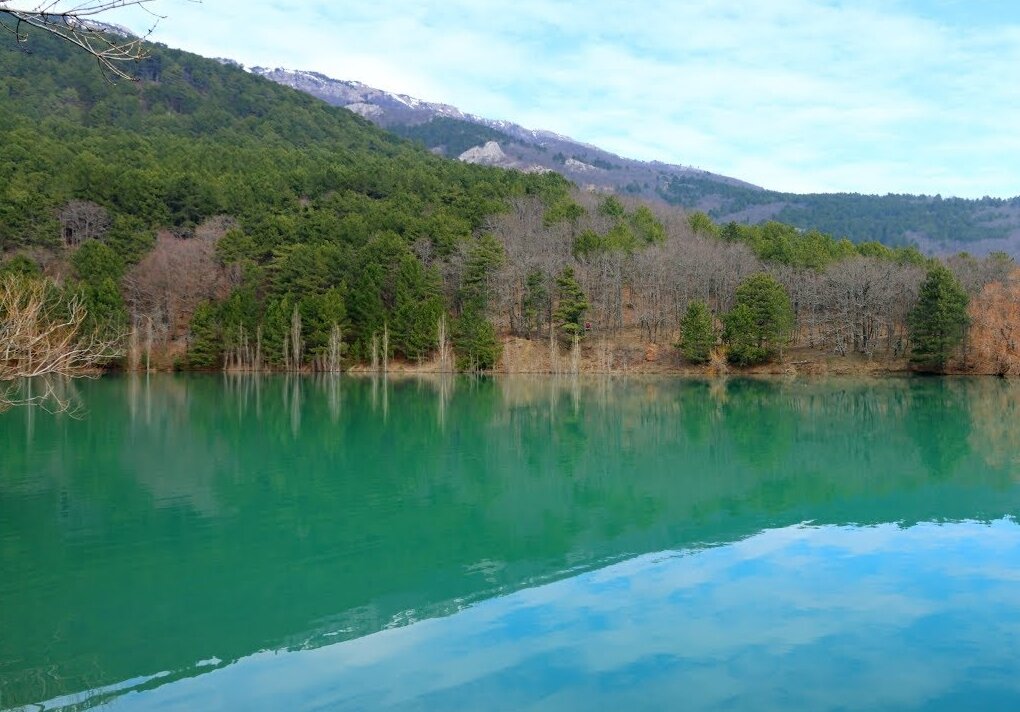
[255,68,1020,255]
[657,176,1020,253]
[2,17,1018,380]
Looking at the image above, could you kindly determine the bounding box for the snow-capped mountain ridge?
[249,66,761,200]
[250,67,620,155]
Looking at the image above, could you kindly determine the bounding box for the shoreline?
[115,333,1010,378]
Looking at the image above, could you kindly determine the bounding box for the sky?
[73,0,1020,197]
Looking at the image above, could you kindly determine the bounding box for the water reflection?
[1,376,1020,710]
[92,521,1020,712]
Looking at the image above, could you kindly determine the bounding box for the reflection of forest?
[1,375,1018,707]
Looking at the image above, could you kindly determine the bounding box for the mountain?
[249,68,757,191]
[2,19,1015,383]
[0,13,572,369]
[253,67,1020,255]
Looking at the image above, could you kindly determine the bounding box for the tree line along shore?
[2,20,1019,401]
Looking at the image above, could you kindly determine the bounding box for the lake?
[2,375,1020,711]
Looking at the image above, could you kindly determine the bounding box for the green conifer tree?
[908,264,969,370]
[722,273,794,365]
[392,256,443,362]
[554,266,590,339]
[188,301,222,369]
[679,300,716,363]
[453,302,502,371]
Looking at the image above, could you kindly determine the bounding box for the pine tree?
[722,303,763,366]
[908,264,969,370]
[461,234,504,308]
[554,266,589,339]
[629,205,666,245]
[598,195,626,218]
[450,234,506,371]
[679,300,716,363]
[392,256,443,361]
[188,301,222,368]
[347,264,385,360]
[522,270,549,338]
[453,302,501,371]
[302,287,348,365]
[722,273,794,365]
[262,296,293,367]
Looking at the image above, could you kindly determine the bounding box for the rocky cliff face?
[455,141,551,173]
[250,68,471,127]
[458,140,508,166]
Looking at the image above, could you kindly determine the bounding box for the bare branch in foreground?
[1,275,123,411]
[0,1,166,79]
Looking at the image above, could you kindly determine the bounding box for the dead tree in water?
[437,314,452,372]
[326,323,342,372]
[289,306,303,372]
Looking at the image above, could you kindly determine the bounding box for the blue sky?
[92,1,1020,196]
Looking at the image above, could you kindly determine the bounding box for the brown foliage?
[123,230,232,343]
[960,268,1020,375]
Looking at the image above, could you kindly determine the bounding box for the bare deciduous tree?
[0,275,122,410]
[0,1,169,79]
[58,199,110,246]
[123,230,226,344]
[946,252,1016,295]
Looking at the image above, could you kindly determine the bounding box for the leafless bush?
[0,274,122,410]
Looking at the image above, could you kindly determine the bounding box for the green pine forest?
[0,18,1007,373]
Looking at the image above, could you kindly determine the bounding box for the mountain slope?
[0,15,570,367]
[249,68,757,190]
[253,67,1020,255]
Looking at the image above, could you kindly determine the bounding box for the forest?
[657,174,1020,249]
[1,14,1018,384]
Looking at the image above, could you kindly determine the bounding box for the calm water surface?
[1,375,1020,710]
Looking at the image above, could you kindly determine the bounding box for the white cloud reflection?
[103,519,1020,711]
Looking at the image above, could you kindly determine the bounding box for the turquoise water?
[1,375,1019,710]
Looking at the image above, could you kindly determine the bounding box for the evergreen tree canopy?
[908,264,970,370]
[679,300,716,364]
[554,267,589,338]
[453,302,501,371]
[522,270,549,338]
[723,273,794,365]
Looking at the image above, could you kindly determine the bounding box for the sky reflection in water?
[3,376,1020,711]
[103,520,1020,712]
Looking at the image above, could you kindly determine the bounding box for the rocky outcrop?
[344,102,383,119]
[565,157,600,173]
[458,141,509,166]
